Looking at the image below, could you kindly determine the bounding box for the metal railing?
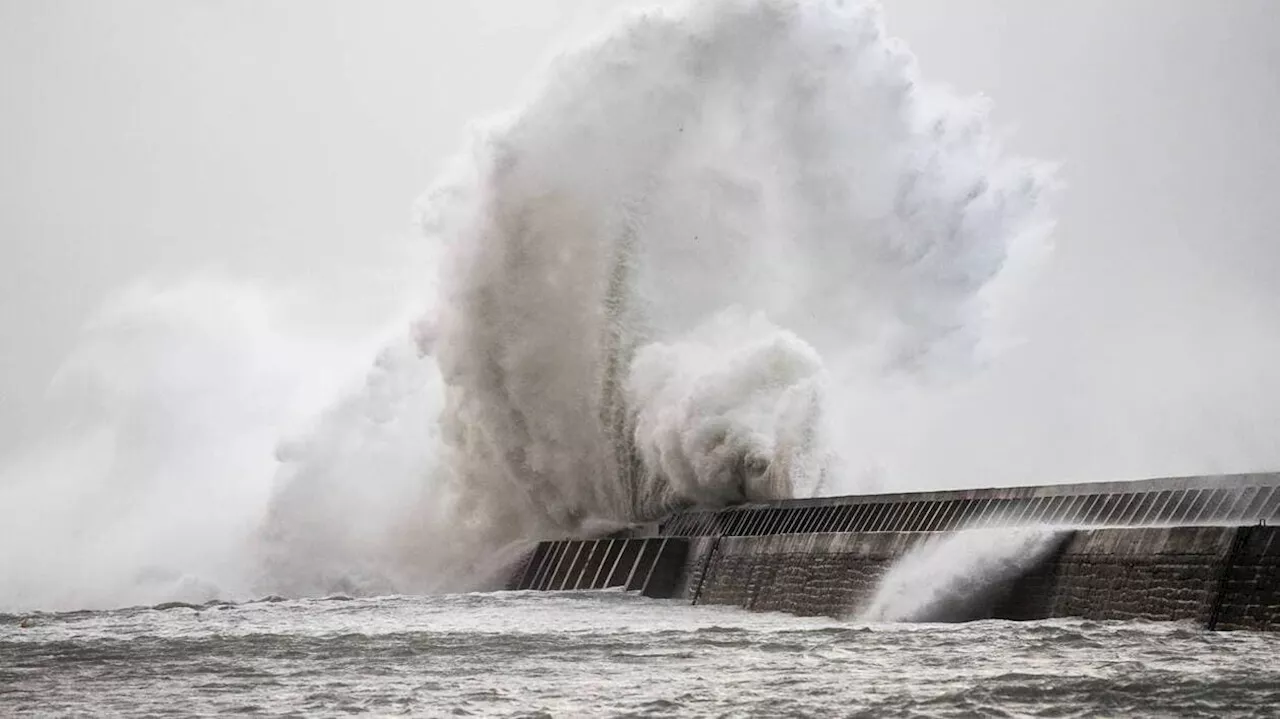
[656,473,1280,537]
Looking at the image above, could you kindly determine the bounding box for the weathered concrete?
[996,527,1235,625]
[690,532,919,617]
[678,525,1278,629]
[506,475,1280,630]
[1210,526,1280,631]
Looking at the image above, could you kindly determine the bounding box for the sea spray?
[628,309,827,510]
[396,0,1053,567]
[858,528,1066,623]
[0,280,382,610]
[0,0,1053,609]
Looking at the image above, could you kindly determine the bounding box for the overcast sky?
[2,0,1278,483]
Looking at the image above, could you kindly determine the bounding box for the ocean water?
[5,3,1268,715]
[4,591,1277,718]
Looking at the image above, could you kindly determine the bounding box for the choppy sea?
[3,590,1278,717]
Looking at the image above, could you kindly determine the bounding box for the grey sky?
[2,1,1278,482]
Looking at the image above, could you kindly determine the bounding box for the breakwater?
[507,473,1280,630]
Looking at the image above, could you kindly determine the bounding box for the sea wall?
[998,526,1232,625]
[681,525,1278,629]
[507,475,1280,630]
[1206,525,1279,631]
[688,532,918,617]
[506,537,688,598]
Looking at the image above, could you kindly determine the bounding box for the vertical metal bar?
[918,501,946,532]
[802,507,821,533]
[829,505,850,533]
[1112,493,1140,525]
[819,506,838,533]
[1026,496,1055,524]
[530,541,564,591]
[794,507,814,533]
[903,500,926,529]
[1125,493,1156,526]
[1238,486,1271,523]
[979,499,1005,529]
[774,508,793,534]
[765,508,784,535]
[1061,494,1087,523]
[846,504,871,532]
[1092,493,1123,526]
[625,539,657,591]
[871,503,895,532]
[1168,490,1200,524]
[556,541,586,591]
[513,543,548,590]
[812,507,829,532]
[884,501,911,531]
[970,498,998,528]
[638,537,671,594]
[1041,496,1069,525]
[699,512,717,536]
[1072,494,1098,524]
[1075,495,1102,525]
[1256,486,1280,524]
[1191,489,1229,524]
[930,501,957,531]
[604,540,635,588]
[1007,496,1034,526]
[589,540,616,589]
[860,504,884,532]
[1140,491,1175,526]
[950,498,980,530]
[571,540,602,590]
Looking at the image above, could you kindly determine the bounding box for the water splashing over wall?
[859,528,1066,623]
[0,0,1052,610]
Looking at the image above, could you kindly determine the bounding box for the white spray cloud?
[423,0,1052,536]
[628,309,828,509]
[0,280,379,610]
[0,0,1052,610]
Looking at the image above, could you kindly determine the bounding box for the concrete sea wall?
[507,474,1280,630]
[682,525,1278,630]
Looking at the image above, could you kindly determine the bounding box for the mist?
[1,1,1278,611]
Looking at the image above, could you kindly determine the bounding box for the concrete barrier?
[505,475,1279,630]
[659,525,1278,629]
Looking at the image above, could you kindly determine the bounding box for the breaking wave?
[0,0,1051,610]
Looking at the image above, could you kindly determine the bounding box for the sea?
[4,1,1274,715]
[4,590,1278,717]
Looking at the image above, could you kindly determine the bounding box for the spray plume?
[0,0,1051,610]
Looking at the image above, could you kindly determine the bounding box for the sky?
[1,0,1278,484]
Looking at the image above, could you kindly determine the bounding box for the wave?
[0,0,1051,610]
